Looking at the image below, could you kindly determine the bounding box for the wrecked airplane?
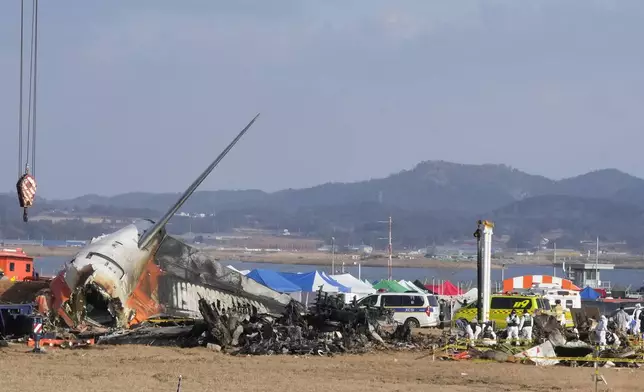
[36,114,293,332]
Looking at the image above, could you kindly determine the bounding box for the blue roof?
[580,286,600,300]
[246,269,301,293]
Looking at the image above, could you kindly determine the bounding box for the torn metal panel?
[514,341,559,366]
[97,325,203,347]
[154,236,291,312]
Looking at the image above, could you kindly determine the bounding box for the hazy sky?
[1,0,644,199]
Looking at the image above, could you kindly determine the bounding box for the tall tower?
[387,216,393,280]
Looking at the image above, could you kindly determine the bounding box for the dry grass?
[203,249,488,269]
[0,344,641,392]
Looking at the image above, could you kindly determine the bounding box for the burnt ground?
[1,344,643,392]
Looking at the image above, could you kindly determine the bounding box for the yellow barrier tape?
[146,317,193,323]
[433,353,644,364]
[434,346,644,364]
[517,356,644,363]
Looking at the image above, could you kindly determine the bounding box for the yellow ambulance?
[453,293,574,328]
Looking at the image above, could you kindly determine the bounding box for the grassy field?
[20,243,644,270]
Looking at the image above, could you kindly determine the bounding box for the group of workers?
[461,299,572,347]
[459,299,644,350]
[595,303,644,348]
[464,308,534,346]
[505,308,533,346]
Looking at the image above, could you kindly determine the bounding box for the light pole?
[377,216,393,280]
[331,236,335,274]
[353,261,362,279]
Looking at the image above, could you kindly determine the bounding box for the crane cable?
[17,0,39,223]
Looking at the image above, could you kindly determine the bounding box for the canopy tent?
[280,271,350,293]
[226,265,250,275]
[246,269,301,293]
[331,274,376,295]
[462,287,478,301]
[425,281,463,296]
[412,279,429,292]
[580,286,601,300]
[398,280,426,293]
[320,271,349,289]
[372,279,408,293]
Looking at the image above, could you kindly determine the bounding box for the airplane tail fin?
[138,113,260,249]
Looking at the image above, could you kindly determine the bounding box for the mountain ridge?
[3,160,644,249]
[37,160,644,213]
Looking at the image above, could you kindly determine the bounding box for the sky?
[1,0,644,199]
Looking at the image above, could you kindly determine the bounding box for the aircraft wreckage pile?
[93,289,433,355]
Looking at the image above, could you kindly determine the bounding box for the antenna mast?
[388,216,392,280]
[553,242,557,277]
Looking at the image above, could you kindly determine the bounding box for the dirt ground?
[0,344,640,392]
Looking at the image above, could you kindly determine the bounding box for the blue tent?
[280,271,351,293]
[246,269,301,293]
[580,286,600,300]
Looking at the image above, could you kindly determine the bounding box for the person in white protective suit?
[596,315,608,348]
[613,306,630,334]
[607,331,621,348]
[506,309,521,346]
[465,318,481,346]
[631,304,642,336]
[479,322,497,346]
[519,310,533,345]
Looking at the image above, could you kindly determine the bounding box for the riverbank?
[20,245,644,270]
[20,245,494,269]
[200,249,502,269]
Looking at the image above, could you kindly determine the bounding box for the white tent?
[462,287,477,302]
[398,280,426,293]
[281,271,351,305]
[331,273,376,302]
[226,265,250,275]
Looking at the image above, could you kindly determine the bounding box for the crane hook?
[17,166,36,223]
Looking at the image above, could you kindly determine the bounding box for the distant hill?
[4,160,644,249]
[490,194,644,248]
[44,161,644,214]
[45,161,559,214]
[550,169,644,199]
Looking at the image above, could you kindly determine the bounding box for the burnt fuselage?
[48,114,271,330]
[49,220,290,330]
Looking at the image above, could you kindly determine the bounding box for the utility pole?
[595,236,599,287]
[388,216,393,280]
[331,236,335,274]
[378,216,393,280]
[553,242,557,277]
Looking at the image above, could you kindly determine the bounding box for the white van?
[356,292,440,328]
[515,285,582,309]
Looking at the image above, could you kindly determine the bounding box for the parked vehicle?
[453,293,574,328]
[356,292,440,328]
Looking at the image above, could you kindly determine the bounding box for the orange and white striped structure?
[502,275,581,293]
